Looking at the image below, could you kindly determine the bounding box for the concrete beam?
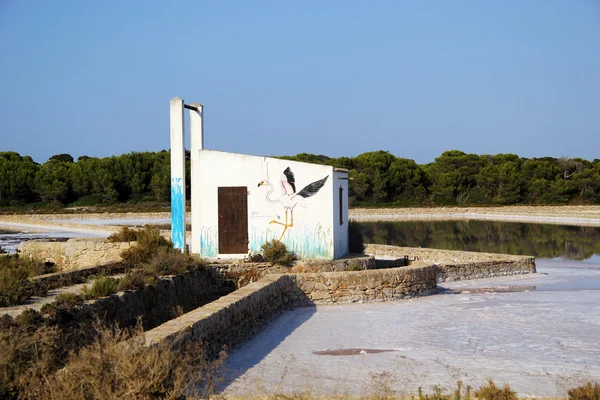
[170,97,186,251]
[190,102,203,254]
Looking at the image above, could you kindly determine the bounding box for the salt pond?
[222,259,600,397]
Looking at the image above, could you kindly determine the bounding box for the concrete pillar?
[170,97,186,251]
[189,103,203,254]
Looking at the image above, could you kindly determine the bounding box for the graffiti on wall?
[249,225,333,259]
[171,177,185,250]
[257,166,329,241]
[198,226,218,257]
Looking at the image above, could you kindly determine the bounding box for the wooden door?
[218,187,248,254]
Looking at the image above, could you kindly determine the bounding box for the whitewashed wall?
[332,170,349,258]
[192,150,340,259]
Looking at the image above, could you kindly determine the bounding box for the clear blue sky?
[1,1,599,164]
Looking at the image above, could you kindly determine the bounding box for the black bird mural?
[258,167,328,241]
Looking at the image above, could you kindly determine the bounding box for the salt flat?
[223,259,600,398]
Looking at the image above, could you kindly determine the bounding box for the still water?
[3,220,600,262]
[0,229,75,254]
[355,220,600,261]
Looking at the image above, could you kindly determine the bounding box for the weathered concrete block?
[19,238,134,271]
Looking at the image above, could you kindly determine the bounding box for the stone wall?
[289,265,437,305]
[19,238,131,271]
[78,268,234,330]
[144,274,297,355]
[29,262,126,292]
[436,259,536,282]
[209,255,375,288]
[143,265,437,352]
[364,244,536,282]
[293,255,375,272]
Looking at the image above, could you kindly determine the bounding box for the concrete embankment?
[143,245,536,352]
[144,264,438,353]
[19,238,133,270]
[365,244,536,282]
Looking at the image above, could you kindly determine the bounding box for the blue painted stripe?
[171,177,185,251]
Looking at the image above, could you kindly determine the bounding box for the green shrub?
[473,379,517,400]
[41,293,83,318]
[246,252,264,262]
[0,247,6,254]
[81,276,117,300]
[0,254,52,277]
[14,309,45,332]
[54,292,82,308]
[115,225,205,277]
[261,240,295,266]
[349,221,365,253]
[119,226,173,268]
[117,270,157,291]
[107,226,139,243]
[29,261,57,276]
[143,247,205,276]
[568,382,600,400]
[0,266,33,307]
[345,260,363,271]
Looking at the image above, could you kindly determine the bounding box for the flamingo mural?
[258,167,328,241]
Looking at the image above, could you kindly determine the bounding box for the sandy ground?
[2,206,600,233]
[0,212,171,234]
[350,205,600,226]
[222,259,600,398]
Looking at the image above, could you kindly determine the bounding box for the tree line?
[1,149,599,208]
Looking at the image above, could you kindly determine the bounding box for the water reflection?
[0,231,74,253]
[355,220,600,260]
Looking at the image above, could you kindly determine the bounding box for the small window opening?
[339,187,343,225]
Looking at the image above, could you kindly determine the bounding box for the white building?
[170,97,350,260]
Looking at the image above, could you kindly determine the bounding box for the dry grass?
[215,376,600,399]
[25,327,226,399]
[472,379,517,400]
[1,310,596,400]
[0,312,63,399]
[567,381,600,400]
[1,318,226,400]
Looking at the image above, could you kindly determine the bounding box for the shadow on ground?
[219,305,317,392]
